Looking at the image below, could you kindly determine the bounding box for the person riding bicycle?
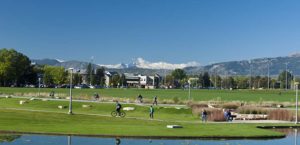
[93,93,100,101]
[137,94,143,103]
[116,101,122,116]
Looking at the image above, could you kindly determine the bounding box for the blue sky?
[0,0,299,65]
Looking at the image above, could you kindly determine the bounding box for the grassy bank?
[0,87,296,102]
[0,109,285,138]
[0,97,292,138]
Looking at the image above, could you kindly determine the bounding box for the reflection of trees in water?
[115,138,121,145]
[273,129,300,136]
[0,135,21,143]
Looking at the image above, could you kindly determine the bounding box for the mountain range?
[31,54,300,76]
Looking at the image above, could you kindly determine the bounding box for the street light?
[285,62,289,91]
[68,68,74,115]
[38,77,41,97]
[188,80,191,100]
[295,82,299,124]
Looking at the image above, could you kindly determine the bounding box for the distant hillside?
[190,55,300,76]
[31,55,300,76]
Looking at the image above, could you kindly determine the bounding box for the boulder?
[19,100,28,105]
[123,107,135,111]
[82,104,92,108]
[166,125,183,129]
[58,105,67,109]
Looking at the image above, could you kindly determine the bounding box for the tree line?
[167,69,299,89]
[0,48,299,89]
[0,48,106,87]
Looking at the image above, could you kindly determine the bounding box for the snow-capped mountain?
[31,54,300,76]
[99,57,200,70]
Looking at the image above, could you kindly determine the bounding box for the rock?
[277,104,284,108]
[123,107,135,111]
[29,98,37,101]
[58,105,67,109]
[42,99,48,101]
[82,104,92,108]
[166,125,183,129]
[19,100,28,105]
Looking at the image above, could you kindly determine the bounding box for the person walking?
[153,96,158,105]
[149,105,154,119]
[201,109,208,123]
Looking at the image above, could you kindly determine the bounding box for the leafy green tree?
[202,72,211,88]
[0,48,34,86]
[73,73,82,85]
[278,71,293,89]
[94,67,105,86]
[165,75,175,87]
[111,74,120,87]
[235,76,248,89]
[86,63,94,85]
[171,69,187,80]
[119,74,126,87]
[43,66,67,86]
[171,69,186,88]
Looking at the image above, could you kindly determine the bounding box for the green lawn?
[0,87,297,102]
[0,98,196,122]
[0,109,284,138]
[0,97,293,138]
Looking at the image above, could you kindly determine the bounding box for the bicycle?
[111,110,126,117]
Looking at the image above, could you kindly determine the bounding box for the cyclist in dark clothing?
[137,94,143,103]
[116,101,122,116]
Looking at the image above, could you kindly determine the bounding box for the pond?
[0,129,299,145]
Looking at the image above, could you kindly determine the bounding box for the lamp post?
[295,82,299,124]
[267,61,270,90]
[68,68,74,115]
[38,77,41,97]
[285,62,289,91]
[188,80,191,100]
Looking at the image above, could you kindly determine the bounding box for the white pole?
[296,83,299,124]
[286,63,288,90]
[69,68,73,115]
[188,80,191,100]
[267,62,270,90]
[295,129,298,145]
[68,136,72,145]
[38,77,41,97]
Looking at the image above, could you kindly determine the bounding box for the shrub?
[222,103,239,110]
[187,102,208,108]
[173,97,180,104]
[237,106,267,115]
[267,109,294,121]
[207,109,226,122]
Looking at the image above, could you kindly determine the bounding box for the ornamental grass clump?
[267,109,293,121]
[238,106,268,114]
[222,103,240,110]
[207,109,226,122]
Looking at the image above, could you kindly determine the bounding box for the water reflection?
[0,135,20,143]
[295,129,298,145]
[115,138,121,145]
[1,130,300,145]
[68,136,71,145]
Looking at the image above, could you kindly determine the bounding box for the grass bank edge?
[0,109,288,139]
